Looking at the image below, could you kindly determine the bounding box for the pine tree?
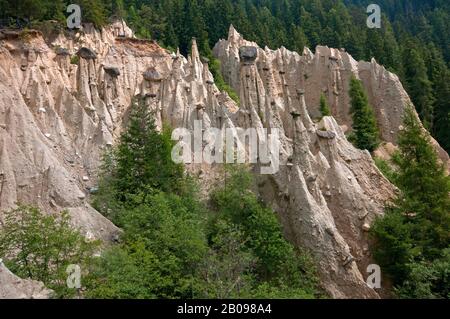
[78,0,108,27]
[290,24,308,53]
[393,108,450,254]
[112,97,184,200]
[371,107,450,291]
[348,75,379,152]
[401,41,435,130]
[5,0,45,21]
[204,0,233,48]
[432,68,450,153]
[110,0,126,21]
[344,27,366,62]
[299,6,321,49]
[42,0,65,22]
[380,18,401,72]
[319,93,331,116]
[210,166,320,297]
[366,29,384,63]
[126,5,140,36]
[426,45,450,153]
[137,4,167,40]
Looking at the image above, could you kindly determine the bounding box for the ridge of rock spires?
[0,21,237,243]
[213,27,449,166]
[214,28,400,297]
[212,26,447,297]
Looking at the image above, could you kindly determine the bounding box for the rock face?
[0,21,237,243]
[0,262,53,299]
[214,25,449,165]
[103,66,120,77]
[239,46,258,64]
[76,47,97,60]
[212,25,448,298]
[0,22,447,298]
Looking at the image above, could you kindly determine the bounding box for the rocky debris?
[89,186,99,194]
[317,129,336,139]
[0,262,53,299]
[290,111,301,118]
[239,46,257,64]
[104,66,120,77]
[362,223,371,231]
[143,67,162,81]
[342,255,355,267]
[76,47,97,60]
[55,47,70,56]
[0,30,20,40]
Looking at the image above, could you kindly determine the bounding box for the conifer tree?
[348,75,379,152]
[78,0,108,27]
[111,97,183,200]
[371,107,450,292]
[432,68,450,153]
[137,4,167,40]
[401,42,435,130]
[110,0,125,20]
[319,93,331,116]
[393,108,450,252]
[290,24,308,53]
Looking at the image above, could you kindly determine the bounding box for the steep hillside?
[0,21,447,298]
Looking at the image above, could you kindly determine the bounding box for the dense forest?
[0,0,449,152]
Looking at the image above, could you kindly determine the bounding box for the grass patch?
[70,55,79,65]
[208,55,240,105]
[374,157,397,184]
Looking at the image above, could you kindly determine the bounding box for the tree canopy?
[371,107,450,298]
[348,75,379,152]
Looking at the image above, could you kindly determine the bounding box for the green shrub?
[374,157,397,184]
[208,55,240,104]
[70,55,79,65]
[87,99,321,299]
[87,191,209,299]
[209,166,321,298]
[319,93,331,116]
[0,205,100,298]
[395,249,450,299]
